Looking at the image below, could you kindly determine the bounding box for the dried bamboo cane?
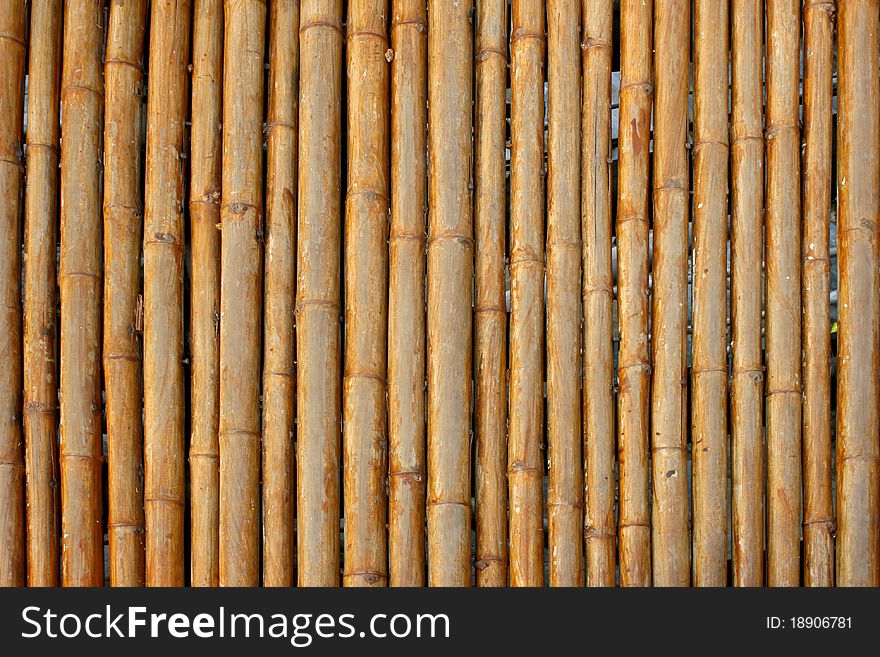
[616,0,653,587]
[262,0,298,588]
[343,0,390,588]
[427,0,473,587]
[59,0,105,587]
[219,0,265,587]
[581,0,615,588]
[508,0,545,588]
[836,0,880,587]
[691,0,729,587]
[730,0,764,587]
[104,0,147,588]
[651,0,690,587]
[297,0,343,587]
[388,0,428,588]
[802,0,835,588]
[474,0,508,588]
[189,0,223,588]
[23,0,63,588]
[765,0,802,587]
[0,0,27,587]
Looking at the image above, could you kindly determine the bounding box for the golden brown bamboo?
[219,0,265,588]
[23,0,63,588]
[581,0,615,588]
[691,0,729,587]
[262,0,298,588]
[730,0,764,587]
[473,0,508,588]
[651,0,690,587]
[297,0,343,587]
[104,0,147,588]
[59,0,105,587]
[802,0,835,588]
[189,0,223,588]
[616,0,652,587]
[0,0,26,588]
[343,0,390,588]
[508,0,545,588]
[765,0,802,587]
[427,0,473,587]
[836,0,880,587]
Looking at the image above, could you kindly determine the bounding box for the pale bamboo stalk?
[836,0,880,587]
[474,0,508,588]
[297,0,343,587]
[802,0,835,588]
[581,0,614,588]
[651,0,690,587]
[508,0,545,588]
[104,0,147,588]
[0,0,27,587]
[691,0,729,587]
[59,0,105,587]
[219,0,265,587]
[189,0,223,588]
[765,0,802,587]
[730,0,764,587]
[616,0,653,587]
[427,0,474,587]
[262,0,298,588]
[23,0,63,588]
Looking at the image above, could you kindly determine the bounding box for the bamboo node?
[475,556,504,571]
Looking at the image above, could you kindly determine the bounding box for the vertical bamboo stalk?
[343,0,390,588]
[59,0,105,587]
[474,0,508,588]
[730,0,764,587]
[388,0,428,588]
[802,0,835,588]
[427,0,473,587]
[691,0,729,587]
[297,0,343,587]
[219,0,265,587]
[262,0,298,588]
[189,0,223,588]
[104,0,147,588]
[616,0,653,587]
[581,0,615,588]
[0,0,26,587]
[651,0,690,587]
[508,0,545,588]
[836,0,880,587]
[23,0,63,588]
[765,0,802,587]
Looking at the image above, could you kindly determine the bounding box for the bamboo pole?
[189,0,223,588]
[262,0,298,588]
[802,0,835,588]
[616,0,653,587]
[0,0,27,587]
[343,0,390,588]
[427,0,473,587]
[474,0,508,588]
[104,0,147,588]
[508,0,545,588]
[297,0,343,587]
[691,0,729,587]
[59,0,105,587]
[765,0,802,587]
[651,0,690,587]
[219,0,265,587]
[23,0,63,588]
[836,0,880,587]
[581,0,615,588]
